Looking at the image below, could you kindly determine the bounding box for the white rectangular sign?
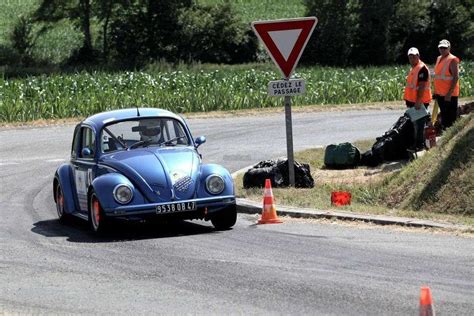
[268,79,305,96]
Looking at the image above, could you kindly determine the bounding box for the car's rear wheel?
[211,204,237,230]
[89,192,109,233]
[55,184,69,223]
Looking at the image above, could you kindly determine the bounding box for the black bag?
[324,142,361,169]
[376,114,414,161]
[243,163,283,188]
[243,158,314,188]
[360,149,382,167]
[360,114,414,167]
[274,159,314,188]
[360,114,416,167]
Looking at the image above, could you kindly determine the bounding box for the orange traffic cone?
[257,179,282,224]
[419,287,435,316]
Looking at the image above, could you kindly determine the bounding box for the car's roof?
[82,108,184,130]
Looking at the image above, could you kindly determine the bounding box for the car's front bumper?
[104,195,236,218]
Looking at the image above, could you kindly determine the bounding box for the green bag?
[324,142,361,169]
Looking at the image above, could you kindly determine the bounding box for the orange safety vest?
[434,53,460,96]
[404,61,431,103]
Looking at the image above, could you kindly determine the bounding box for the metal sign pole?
[284,94,295,187]
[252,17,317,188]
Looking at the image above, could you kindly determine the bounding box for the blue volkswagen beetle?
[53,108,236,232]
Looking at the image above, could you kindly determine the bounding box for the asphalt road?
[1,109,473,314]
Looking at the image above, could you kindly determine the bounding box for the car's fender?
[198,164,234,197]
[90,173,146,211]
[99,159,162,203]
[54,164,78,214]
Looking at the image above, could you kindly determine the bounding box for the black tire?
[211,204,237,230]
[88,192,109,233]
[55,184,70,223]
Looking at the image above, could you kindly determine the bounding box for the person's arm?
[446,59,459,101]
[415,67,428,109]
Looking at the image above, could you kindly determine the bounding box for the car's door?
[71,125,97,214]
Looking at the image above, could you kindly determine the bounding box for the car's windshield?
[101,117,190,153]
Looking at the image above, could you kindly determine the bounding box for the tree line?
[9,0,257,68]
[303,0,473,66]
[8,0,474,68]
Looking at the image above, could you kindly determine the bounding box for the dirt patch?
[314,161,406,184]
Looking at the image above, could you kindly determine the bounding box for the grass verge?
[378,114,473,217]
[235,115,474,226]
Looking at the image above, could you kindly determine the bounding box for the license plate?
[156,201,196,214]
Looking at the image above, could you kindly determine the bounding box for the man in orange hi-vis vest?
[404,47,431,150]
[434,39,460,129]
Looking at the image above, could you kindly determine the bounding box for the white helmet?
[138,119,161,143]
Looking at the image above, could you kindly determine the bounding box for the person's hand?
[415,102,421,110]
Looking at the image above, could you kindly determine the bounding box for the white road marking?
[46,159,67,163]
[0,157,67,165]
[0,162,20,166]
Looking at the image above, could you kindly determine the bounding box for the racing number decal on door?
[75,170,88,195]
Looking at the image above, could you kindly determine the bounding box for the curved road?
[1,110,473,314]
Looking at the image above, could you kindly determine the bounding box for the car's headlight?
[205,174,225,195]
[113,184,133,204]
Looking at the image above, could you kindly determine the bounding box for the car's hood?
[100,147,200,202]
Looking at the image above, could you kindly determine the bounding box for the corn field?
[1,62,473,123]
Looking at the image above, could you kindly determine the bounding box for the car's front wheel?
[88,192,109,233]
[55,184,69,223]
[211,205,237,230]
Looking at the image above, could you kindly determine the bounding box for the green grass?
[0,0,87,64]
[235,117,474,226]
[0,0,37,47]
[32,20,83,64]
[1,61,473,123]
[1,0,305,65]
[235,139,390,215]
[200,0,306,23]
[379,114,474,216]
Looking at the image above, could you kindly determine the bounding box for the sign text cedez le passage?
[268,79,305,96]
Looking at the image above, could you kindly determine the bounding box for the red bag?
[331,191,351,206]
[424,126,436,149]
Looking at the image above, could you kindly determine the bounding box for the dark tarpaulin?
[243,158,314,189]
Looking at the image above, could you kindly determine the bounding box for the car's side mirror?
[81,147,93,158]
[194,136,206,148]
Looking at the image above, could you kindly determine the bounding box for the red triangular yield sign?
[252,17,317,79]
